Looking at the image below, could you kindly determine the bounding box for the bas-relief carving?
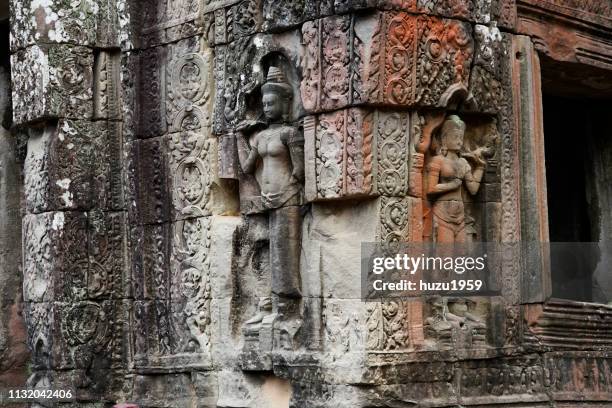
[167,46,215,220]
[305,108,374,201]
[11,45,93,125]
[138,0,202,46]
[425,115,490,243]
[300,12,474,114]
[520,0,612,19]
[10,0,612,404]
[366,301,413,351]
[424,297,487,350]
[236,66,305,360]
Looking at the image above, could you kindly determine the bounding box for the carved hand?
[462,149,487,167]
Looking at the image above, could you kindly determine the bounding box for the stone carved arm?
[283,128,305,184]
[237,132,259,175]
[426,156,462,196]
[462,152,486,195]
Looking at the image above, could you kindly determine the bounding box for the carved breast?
[258,129,289,158]
[439,157,463,182]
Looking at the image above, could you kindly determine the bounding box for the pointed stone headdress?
[262,66,293,99]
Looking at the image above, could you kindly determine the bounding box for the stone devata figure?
[426,115,491,243]
[237,66,305,334]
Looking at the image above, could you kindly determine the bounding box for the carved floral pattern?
[309,108,374,200]
[366,301,411,350]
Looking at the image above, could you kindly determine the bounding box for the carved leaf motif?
[377,112,409,196]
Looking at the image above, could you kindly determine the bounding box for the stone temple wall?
[3,0,612,407]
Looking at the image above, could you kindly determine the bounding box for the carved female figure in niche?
[427,115,489,243]
[237,66,305,309]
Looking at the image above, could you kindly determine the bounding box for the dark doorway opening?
[541,57,612,303]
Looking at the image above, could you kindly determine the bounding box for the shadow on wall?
[0,2,6,22]
[0,14,28,391]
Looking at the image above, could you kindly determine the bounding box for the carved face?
[442,127,464,152]
[262,92,284,121]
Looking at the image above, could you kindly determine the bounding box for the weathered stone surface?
[301,12,474,113]
[467,25,508,114]
[24,120,97,213]
[10,0,96,49]
[168,132,238,220]
[10,0,128,50]
[166,40,213,133]
[304,109,375,201]
[9,0,612,406]
[135,47,167,139]
[11,45,93,124]
[135,0,204,48]
[23,212,87,303]
[212,31,304,134]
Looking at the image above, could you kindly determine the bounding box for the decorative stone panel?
[23,120,109,213]
[22,212,88,303]
[11,45,93,124]
[467,25,508,114]
[305,109,411,202]
[137,0,203,47]
[10,0,128,50]
[304,109,374,201]
[300,12,474,113]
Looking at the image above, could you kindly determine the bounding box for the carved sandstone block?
[88,211,129,299]
[459,357,547,403]
[53,300,115,371]
[366,300,416,351]
[467,25,509,114]
[166,44,213,133]
[136,47,167,139]
[137,0,203,47]
[10,0,129,50]
[213,32,304,134]
[131,223,171,301]
[11,45,93,124]
[121,51,138,142]
[491,0,516,30]
[170,216,212,305]
[167,131,214,220]
[24,302,54,370]
[376,111,410,196]
[416,0,479,22]
[376,195,420,244]
[132,300,213,370]
[414,16,473,107]
[322,299,367,356]
[544,354,612,401]
[333,0,498,24]
[300,15,360,112]
[130,137,171,225]
[10,0,97,50]
[301,13,474,113]
[305,109,374,201]
[167,132,238,220]
[23,212,87,303]
[305,109,411,201]
[24,120,104,213]
[262,0,333,31]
